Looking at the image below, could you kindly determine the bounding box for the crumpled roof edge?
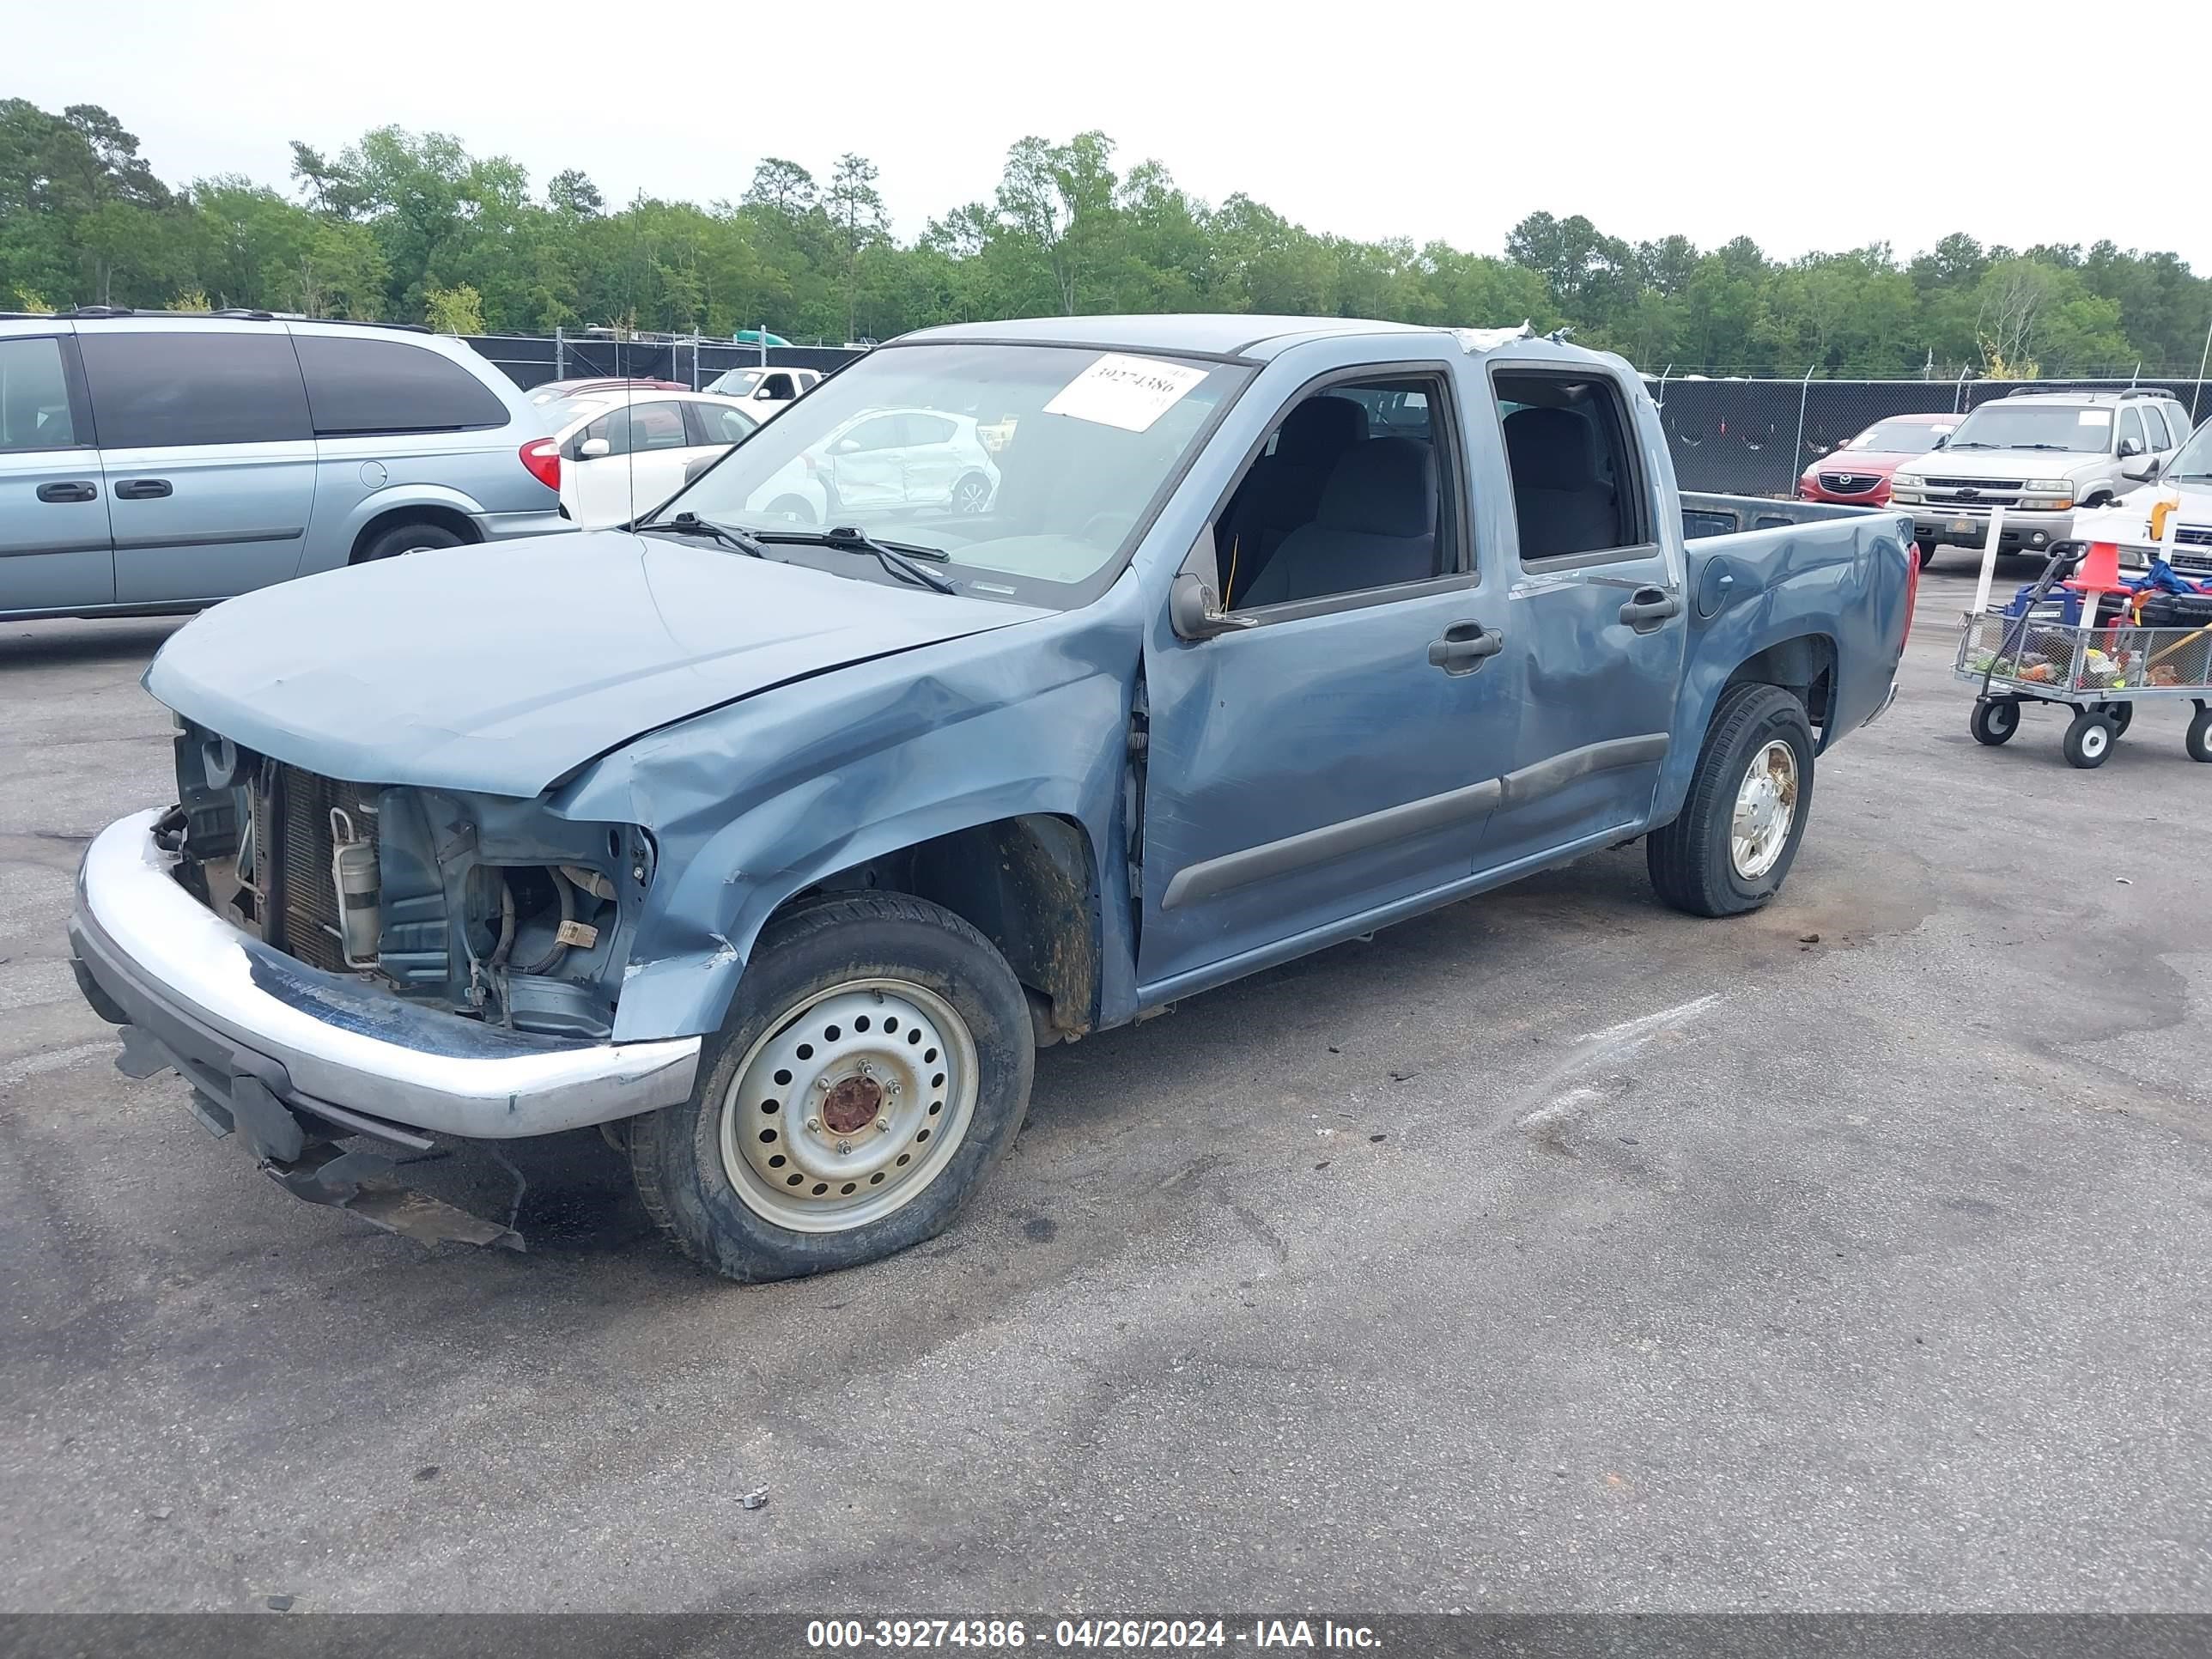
[1451,321,1535,354]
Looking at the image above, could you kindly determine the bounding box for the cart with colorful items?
[1954,520,2212,769]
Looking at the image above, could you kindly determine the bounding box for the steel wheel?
[951,472,992,514]
[718,976,979,1234]
[1730,738,1799,880]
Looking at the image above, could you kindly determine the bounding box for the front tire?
[1648,683,1815,918]
[2063,710,2115,769]
[628,892,1034,1283]
[1970,697,2021,746]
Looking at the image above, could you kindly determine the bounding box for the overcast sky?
[17,0,2212,273]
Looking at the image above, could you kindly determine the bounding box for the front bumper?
[69,810,701,1143]
[1907,504,2074,551]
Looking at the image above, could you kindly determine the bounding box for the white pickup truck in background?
[700,364,823,422]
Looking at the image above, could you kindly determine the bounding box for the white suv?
[1890,389,2191,560]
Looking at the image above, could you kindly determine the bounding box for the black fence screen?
[466,333,860,392]
[1648,374,2209,497]
[459,328,2206,502]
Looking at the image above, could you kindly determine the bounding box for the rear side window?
[2139,404,2170,449]
[293,334,511,435]
[906,414,958,445]
[0,336,79,452]
[1490,368,1650,563]
[688,403,757,446]
[76,330,311,448]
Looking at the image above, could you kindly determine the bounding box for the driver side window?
[1218,371,1459,613]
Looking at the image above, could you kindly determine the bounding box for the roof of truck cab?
[893,313,1443,362]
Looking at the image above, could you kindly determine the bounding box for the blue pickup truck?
[69,314,1916,1279]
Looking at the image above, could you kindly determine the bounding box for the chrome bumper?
[70,810,701,1140]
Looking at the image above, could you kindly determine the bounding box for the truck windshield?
[662,342,1249,605]
[1943,404,2113,453]
[705,368,763,398]
[2166,418,2212,480]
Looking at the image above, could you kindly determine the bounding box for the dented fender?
[558,582,1151,1044]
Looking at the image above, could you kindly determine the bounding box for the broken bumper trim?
[70,810,702,1139]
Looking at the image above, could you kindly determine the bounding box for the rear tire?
[2185,706,2212,763]
[1916,542,1937,568]
[628,892,1033,1283]
[355,520,465,563]
[1648,684,1815,918]
[951,471,993,514]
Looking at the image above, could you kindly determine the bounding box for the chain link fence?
[1649,372,2210,497]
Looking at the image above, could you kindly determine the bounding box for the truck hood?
[145,531,1047,798]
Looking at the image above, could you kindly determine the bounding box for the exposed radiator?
[255,763,377,975]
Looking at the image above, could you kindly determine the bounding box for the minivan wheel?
[628,892,1034,1283]
[356,521,465,563]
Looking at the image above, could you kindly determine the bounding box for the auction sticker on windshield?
[1044,354,1212,432]
[2080,410,2112,426]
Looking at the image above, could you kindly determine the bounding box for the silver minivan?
[0,310,568,622]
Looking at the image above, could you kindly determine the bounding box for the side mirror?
[2121,455,2160,483]
[579,437,611,460]
[683,455,717,484]
[832,436,860,455]
[2118,436,2145,459]
[1169,527,1256,641]
[1931,434,1949,448]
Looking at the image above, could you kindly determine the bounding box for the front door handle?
[115,477,173,500]
[1427,621,1502,675]
[36,481,98,503]
[1620,587,1681,632]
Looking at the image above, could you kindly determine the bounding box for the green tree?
[423,282,484,334]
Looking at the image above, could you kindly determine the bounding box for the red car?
[1799,411,1960,508]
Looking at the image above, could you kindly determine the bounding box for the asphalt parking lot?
[3,559,2209,1614]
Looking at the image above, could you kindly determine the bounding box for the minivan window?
[0,337,77,452]
[77,330,311,449]
[293,334,511,435]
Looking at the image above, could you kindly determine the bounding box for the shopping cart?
[1954,598,2212,769]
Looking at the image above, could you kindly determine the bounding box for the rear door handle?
[1620,587,1681,632]
[36,481,98,503]
[115,477,173,500]
[1427,621,1503,675]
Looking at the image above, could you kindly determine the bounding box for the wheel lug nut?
[875,1115,892,1133]
[857,1060,872,1079]
[805,1117,822,1133]
[815,1076,830,1092]
[836,1138,853,1155]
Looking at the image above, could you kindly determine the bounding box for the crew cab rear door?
[1474,358,1686,869]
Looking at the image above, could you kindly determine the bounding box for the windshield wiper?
[2008,442,2072,452]
[641,512,767,558]
[754,526,957,595]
